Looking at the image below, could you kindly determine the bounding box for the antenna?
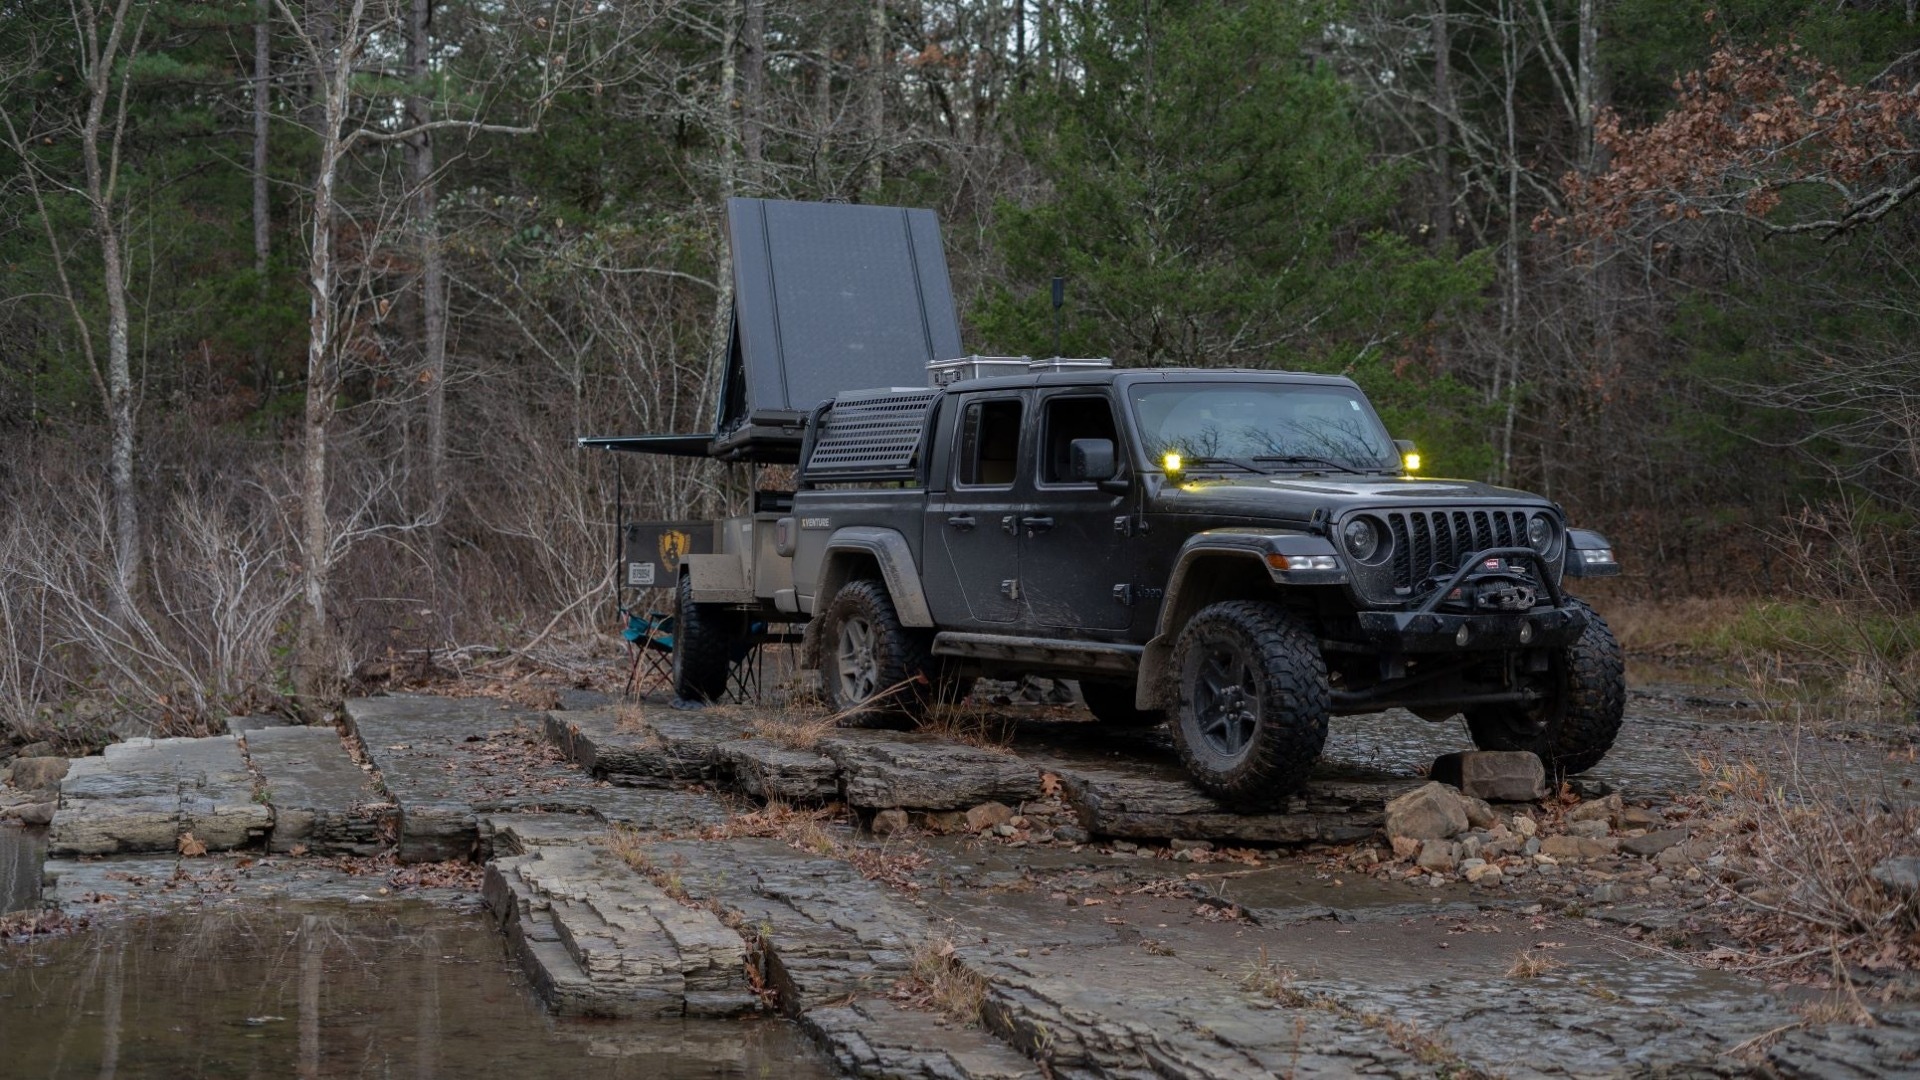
[1050,275,1065,359]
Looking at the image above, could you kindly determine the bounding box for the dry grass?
[614,702,648,732]
[920,699,1019,753]
[1240,951,1316,1008]
[747,707,839,750]
[1506,947,1563,979]
[891,936,989,1025]
[1688,740,1920,987]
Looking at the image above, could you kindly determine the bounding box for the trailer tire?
[672,571,737,703]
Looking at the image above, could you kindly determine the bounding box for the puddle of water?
[0,904,832,1078]
[0,824,44,913]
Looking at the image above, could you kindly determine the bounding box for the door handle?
[1020,516,1055,534]
[946,514,976,531]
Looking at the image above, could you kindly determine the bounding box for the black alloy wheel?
[1169,601,1330,807]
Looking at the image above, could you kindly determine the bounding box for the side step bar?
[931,633,1142,676]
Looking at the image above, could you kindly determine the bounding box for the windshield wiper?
[1251,454,1368,475]
[1182,455,1267,474]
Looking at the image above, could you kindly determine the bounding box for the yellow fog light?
[1162,451,1183,477]
[1403,451,1422,473]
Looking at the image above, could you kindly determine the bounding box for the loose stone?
[967,801,1015,832]
[1428,750,1547,802]
[1384,781,1469,841]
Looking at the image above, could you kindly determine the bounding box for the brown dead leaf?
[1039,772,1062,798]
[177,833,208,857]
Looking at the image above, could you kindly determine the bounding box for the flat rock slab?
[820,731,1042,811]
[484,842,759,1019]
[347,696,734,862]
[48,736,269,856]
[718,739,840,804]
[802,999,1039,1080]
[545,708,751,785]
[41,854,478,915]
[639,836,929,1010]
[1036,750,1421,843]
[967,944,1417,1079]
[243,726,384,855]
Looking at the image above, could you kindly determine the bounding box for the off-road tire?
[1170,601,1330,808]
[821,579,936,725]
[1464,598,1626,777]
[1081,679,1166,729]
[672,571,736,703]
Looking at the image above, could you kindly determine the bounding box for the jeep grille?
[1384,509,1534,590]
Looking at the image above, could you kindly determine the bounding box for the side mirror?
[1069,438,1118,482]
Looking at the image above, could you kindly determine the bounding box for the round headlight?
[1343,517,1380,562]
[1527,514,1556,553]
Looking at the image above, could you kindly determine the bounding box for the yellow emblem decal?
[658,529,692,568]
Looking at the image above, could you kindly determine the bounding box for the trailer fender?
[813,527,934,628]
[682,553,753,604]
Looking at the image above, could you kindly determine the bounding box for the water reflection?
[0,905,830,1079]
[0,824,44,914]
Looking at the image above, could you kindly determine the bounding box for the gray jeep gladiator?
[585,198,1625,806]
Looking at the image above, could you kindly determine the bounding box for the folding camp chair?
[622,610,675,698]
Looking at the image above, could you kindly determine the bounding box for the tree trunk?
[407,0,447,563]
[706,0,739,428]
[1577,0,1599,174]
[865,0,886,195]
[1498,0,1521,485]
[742,0,765,174]
[1015,0,1027,91]
[1429,0,1451,247]
[295,1,353,708]
[253,0,272,395]
[78,0,141,618]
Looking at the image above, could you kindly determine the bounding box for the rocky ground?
[6,683,1920,1077]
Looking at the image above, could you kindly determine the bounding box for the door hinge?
[1000,579,1021,600]
[1113,584,1134,606]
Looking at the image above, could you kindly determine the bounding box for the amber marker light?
[1403,451,1422,473]
[1161,451,1183,477]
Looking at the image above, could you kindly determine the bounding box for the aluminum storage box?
[927,355,1031,387]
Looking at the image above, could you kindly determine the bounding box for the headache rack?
[800,387,940,484]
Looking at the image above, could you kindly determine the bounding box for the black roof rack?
[802,387,940,482]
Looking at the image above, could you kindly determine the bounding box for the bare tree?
[0,0,149,618]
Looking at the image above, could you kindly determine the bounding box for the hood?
[1153,473,1555,520]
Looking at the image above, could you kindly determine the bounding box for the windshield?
[1129,382,1398,472]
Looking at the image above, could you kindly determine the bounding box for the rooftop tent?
[580,197,963,463]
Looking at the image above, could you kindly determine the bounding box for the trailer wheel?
[1465,598,1625,778]
[1169,602,1329,807]
[1081,679,1165,729]
[672,571,737,703]
[822,579,935,724]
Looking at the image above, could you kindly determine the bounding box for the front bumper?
[1354,605,1588,652]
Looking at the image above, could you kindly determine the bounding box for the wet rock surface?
[47,735,268,856]
[18,687,1920,1078]
[242,725,384,855]
[346,696,733,860]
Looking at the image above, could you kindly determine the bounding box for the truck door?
[925,394,1027,625]
[1018,392,1134,632]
